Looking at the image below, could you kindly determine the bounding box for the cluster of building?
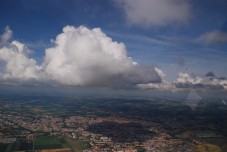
[0,110,196,151]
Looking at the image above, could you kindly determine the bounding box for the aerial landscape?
[0,0,227,152]
[1,86,227,152]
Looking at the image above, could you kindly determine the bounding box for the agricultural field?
[34,136,69,150]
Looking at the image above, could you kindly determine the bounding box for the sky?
[0,0,227,90]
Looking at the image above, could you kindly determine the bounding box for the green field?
[64,137,90,152]
[34,136,69,150]
[34,136,90,152]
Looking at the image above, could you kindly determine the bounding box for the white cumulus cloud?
[0,26,162,88]
[43,25,161,87]
[0,27,42,81]
[176,72,203,85]
[175,72,227,89]
[115,0,192,27]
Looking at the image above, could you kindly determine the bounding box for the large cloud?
[115,0,192,27]
[196,30,227,43]
[0,26,161,88]
[0,27,43,82]
[43,26,161,87]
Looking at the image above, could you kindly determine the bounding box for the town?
[1,95,226,152]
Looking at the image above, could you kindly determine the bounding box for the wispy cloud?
[107,31,178,47]
[196,30,227,43]
[0,26,13,47]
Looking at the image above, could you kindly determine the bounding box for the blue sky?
[0,0,227,88]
